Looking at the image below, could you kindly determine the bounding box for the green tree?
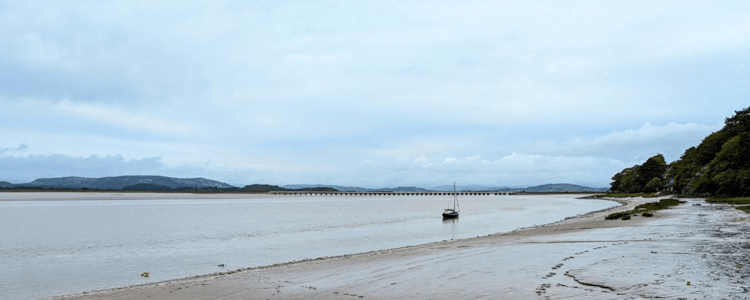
[667,146,700,194]
[645,177,664,192]
[618,167,639,193]
[723,106,750,137]
[695,133,750,196]
[637,154,667,189]
[613,106,750,197]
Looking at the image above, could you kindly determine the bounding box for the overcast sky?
[1,1,748,188]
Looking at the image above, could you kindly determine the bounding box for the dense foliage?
[610,106,750,197]
[610,154,667,193]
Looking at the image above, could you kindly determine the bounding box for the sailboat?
[442,182,460,219]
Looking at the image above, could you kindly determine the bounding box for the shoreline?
[48,196,638,300]
[52,195,750,299]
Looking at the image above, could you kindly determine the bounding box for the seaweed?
[605,199,680,220]
[594,192,659,199]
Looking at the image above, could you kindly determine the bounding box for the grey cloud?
[0,144,28,154]
[0,2,748,188]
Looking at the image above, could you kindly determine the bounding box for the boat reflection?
[442,216,458,240]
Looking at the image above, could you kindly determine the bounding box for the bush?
[600,193,658,198]
[605,211,632,220]
[634,199,680,211]
[706,197,750,205]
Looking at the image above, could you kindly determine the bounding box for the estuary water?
[0,193,617,300]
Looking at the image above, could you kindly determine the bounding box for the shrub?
[706,197,750,205]
[605,211,632,220]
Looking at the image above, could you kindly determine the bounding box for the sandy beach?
[48,196,750,300]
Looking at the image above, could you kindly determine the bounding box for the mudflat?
[52,197,750,300]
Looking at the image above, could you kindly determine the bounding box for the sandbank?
[50,196,750,299]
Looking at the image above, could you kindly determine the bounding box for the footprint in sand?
[535,283,551,294]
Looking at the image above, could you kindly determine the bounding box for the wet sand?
[52,197,750,300]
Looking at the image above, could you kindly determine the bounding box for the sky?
[1,1,749,188]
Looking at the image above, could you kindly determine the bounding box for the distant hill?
[283,184,375,192]
[1,177,606,193]
[430,184,513,192]
[243,184,338,193]
[283,183,606,193]
[121,183,173,191]
[517,184,608,193]
[15,176,234,190]
[283,184,431,193]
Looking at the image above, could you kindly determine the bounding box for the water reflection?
[442,217,458,240]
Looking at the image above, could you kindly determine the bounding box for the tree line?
[610,106,750,197]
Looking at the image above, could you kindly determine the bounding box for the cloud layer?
[1,1,748,187]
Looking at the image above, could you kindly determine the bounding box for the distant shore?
[0,191,277,201]
[0,190,603,201]
[48,195,750,299]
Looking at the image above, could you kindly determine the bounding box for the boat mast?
[453,182,457,211]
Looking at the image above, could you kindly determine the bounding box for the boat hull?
[442,211,459,218]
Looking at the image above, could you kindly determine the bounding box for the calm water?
[0,193,616,300]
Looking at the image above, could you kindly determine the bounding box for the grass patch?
[633,198,681,211]
[605,198,682,220]
[594,192,659,198]
[707,198,750,214]
[706,197,750,205]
